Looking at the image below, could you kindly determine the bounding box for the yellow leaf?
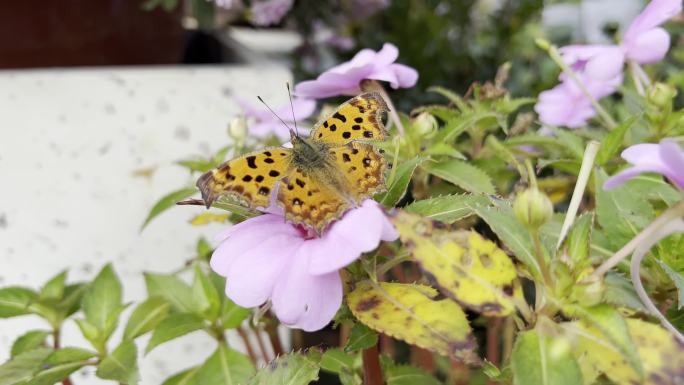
[347,281,480,364]
[189,212,230,225]
[566,318,684,385]
[392,210,520,316]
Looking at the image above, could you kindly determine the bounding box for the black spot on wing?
[333,112,347,122]
[246,156,257,169]
[269,170,280,177]
[342,132,351,139]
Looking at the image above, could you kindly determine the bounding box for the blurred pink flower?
[604,140,684,190]
[235,96,316,140]
[560,0,681,82]
[250,0,294,26]
[210,200,398,331]
[535,73,621,128]
[294,43,418,98]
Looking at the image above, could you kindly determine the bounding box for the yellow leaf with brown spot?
[189,212,230,226]
[392,210,520,316]
[568,318,684,385]
[347,281,480,364]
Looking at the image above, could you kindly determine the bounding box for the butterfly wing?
[310,92,389,145]
[331,142,387,200]
[197,148,292,209]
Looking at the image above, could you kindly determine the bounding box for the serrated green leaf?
[96,340,139,385]
[146,313,205,353]
[424,142,466,159]
[141,187,197,229]
[192,265,221,320]
[39,271,67,302]
[428,86,468,109]
[0,287,37,318]
[10,330,50,358]
[471,204,544,280]
[348,281,479,363]
[595,116,636,166]
[320,348,355,374]
[654,259,684,309]
[602,273,647,311]
[144,273,197,313]
[385,365,442,385]
[247,353,317,385]
[123,296,171,340]
[81,264,123,344]
[344,323,378,353]
[404,194,488,224]
[0,348,52,385]
[196,345,255,385]
[511,329,582,385]
[377,157,426,206]
[424,160,495,194]
[162,367,200,385]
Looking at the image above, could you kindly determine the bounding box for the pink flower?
[234,96,316,140]
[294,43,418,99]
[604,140,684,191]
[560,0,681,82]
[250,0,294,27]
[210,200,398,331]
[535,73,621,128]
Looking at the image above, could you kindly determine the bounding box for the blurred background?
[0,0,672,383]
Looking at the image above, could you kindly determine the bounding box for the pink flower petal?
[374,43,400,67]
[659,141,684,189]
[584,47,626,81]
[271,254,343,331]
[604,141,684,191]
[621,143,660,163]
[624,0,682,43]
[224,234,304,308]
[389,63,419,89]
[625,27,671,64]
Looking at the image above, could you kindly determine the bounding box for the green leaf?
[511,329,582,385]
[385,365,442,385]
[424,159,495,194]
[348,281,479,363]
[627,174,683,206]
[404,194,489,224]
[320,348,355,374]
[485,135,525,178]
[11,330,50,357]
[0,287,37,318]
[192,265,221,320]
[141,187,197,229]
[247,353,318,385]
[74,319,101,349]
[57,283,87,318]
[81,264,123,343]
[654,259,684,309]
[196,345,255,385]
[31,360,89,385]
[197,237,213,261]
[565,213,593,268]
[472,204,544,280]
[377,157,426,206]
[428,86,467,108]
[345,323,378,353]
[603,273,647,312]
[96,340,140,385]
[123,296,171,340]
[144,273,197,313]
[162,367,200,385]
[595,116,636,166]
[146,313,205,353]
[39,271,67,301]
[45,347,97,364]
[0,348,52,385]
[552,128,585,160]
[221,299,251,329]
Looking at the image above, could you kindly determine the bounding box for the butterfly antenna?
[286,82,299,138]
[257,96,296,139]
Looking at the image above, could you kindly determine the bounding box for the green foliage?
[124,296,171,340]
[248,353,318,385]
[511,328,582,385]
[141,187,197,229]
[96,340,140,384]
[146,313,206,353]
[344,323,378,353]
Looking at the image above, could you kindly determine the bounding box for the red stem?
[362,345,383,385]
[236,327,258,364]
[266,321,284,356]
[253,327,272,362]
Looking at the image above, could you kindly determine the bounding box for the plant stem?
[486,318,502,367]
[556,140,600,250]
[236,327,258,364]
[53,327,74,385]
[539,40,618,130]
[590,198,684,279]
[253,327,271,362]
[361,79,406,137]
[265,321,284,356]
[362,344,384,385]
[629,61,645,96]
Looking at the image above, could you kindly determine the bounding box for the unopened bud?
[535,38,551,51]
[412,112,438,137]
[513,188,553,230]
[648,82,677,109]
[228,117,247,141]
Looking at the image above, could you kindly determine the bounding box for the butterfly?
[196,92,389,234]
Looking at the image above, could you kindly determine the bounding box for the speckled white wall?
[0,65,292,384]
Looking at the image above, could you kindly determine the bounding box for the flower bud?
[412,112,438,137]
[228,117,248,141]
[648,82,677,109]
[513,188,553,230]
